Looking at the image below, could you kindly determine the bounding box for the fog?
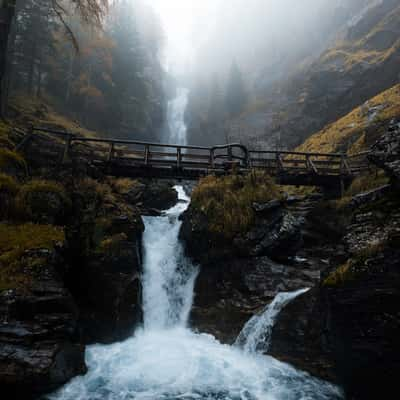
[146,0,372,84]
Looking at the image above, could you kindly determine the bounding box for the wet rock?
[65,182,144,344]
[190,256,322,344]
[0,250,86,398]
[269,288,337,383]
[134,180,178,210]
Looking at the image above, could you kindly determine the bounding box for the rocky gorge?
[179,123,400,399]
[1,117,400,399]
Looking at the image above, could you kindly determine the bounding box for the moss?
[110,177,140,195]
[0,223,65,292]
[0,173,18,195]
[334,170,390,209]
[97,233,128,254]
[323,242,386,287]
[323,261,354,287]
[192,172,282,239]
[15,179,70,223]
[0,148,27,175]
[0,121,13,149]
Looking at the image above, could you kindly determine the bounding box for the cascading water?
[235,288,310,354]
[47,90,342,400]
[166,88,189,145]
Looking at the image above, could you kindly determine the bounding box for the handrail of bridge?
[18,126,371,177]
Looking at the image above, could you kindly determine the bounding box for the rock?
[0,249,86,398]
[269,288,337,383]
[323,244,400,400]
[349,184,391,209]
[369,120,400,186]
[252,199,282,213]
[190,255,322,343]
[65,181,145,344]
[129,180,178,210]
[74,236,143,344]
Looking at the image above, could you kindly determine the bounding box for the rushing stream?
[47,88,342,400]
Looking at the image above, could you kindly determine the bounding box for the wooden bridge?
[18,127,371,190]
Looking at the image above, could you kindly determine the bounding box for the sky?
[144,0,220,74]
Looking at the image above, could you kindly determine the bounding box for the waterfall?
[142,186,197,330]
[47,88,342,400]
[166,87,189,145]
[235,288,310,353]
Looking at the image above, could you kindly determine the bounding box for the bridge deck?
[17,127,371,188]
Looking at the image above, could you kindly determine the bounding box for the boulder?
[0,249,86,398]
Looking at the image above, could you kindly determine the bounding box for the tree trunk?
[0,0,16,118]
[28,41,37,94]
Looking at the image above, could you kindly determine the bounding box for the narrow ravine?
[46,87,343,400]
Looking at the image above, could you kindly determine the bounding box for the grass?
[335,170,390,209]
[8,94,99,139]
[0,223,65,292]
[295,84,400,155]
[15,179,69,222]
[191,172,282,239]
[0,148,27,175]
[0,172,18,195]
[323,242,386,287]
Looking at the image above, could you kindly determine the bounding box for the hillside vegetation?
[295,84,400,154]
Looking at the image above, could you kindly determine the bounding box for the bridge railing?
[19,126,369,177]
[28,127,250,170]
[249,150,351,175]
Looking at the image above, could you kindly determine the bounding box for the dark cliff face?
[0,249,87,399]
[180,196,329,343]
[269,126,400,398]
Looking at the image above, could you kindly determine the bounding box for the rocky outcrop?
[64,178,145,344]
[269,183,400,398]
[269,288,337,383]
[180,199,303,266]
[181,197,325,342]
[125,179,178,212]
[0,249,86,399]
[369,120,400,186]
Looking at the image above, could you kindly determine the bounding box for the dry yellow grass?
[192,172,282,238]
[295,84,400,155]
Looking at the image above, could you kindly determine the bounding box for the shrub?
[0,173,19,220]
[0,148,27,177]
[0,223,65,292]
[16,179,70,224]
[191,172,281,238]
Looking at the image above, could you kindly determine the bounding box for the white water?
[47,87,342,400]
[166,88,189,145]
[235,288,310,354]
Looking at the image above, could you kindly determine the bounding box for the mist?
[146,0,372,84]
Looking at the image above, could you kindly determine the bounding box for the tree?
[0,0,108,117]
[225,61,247,117]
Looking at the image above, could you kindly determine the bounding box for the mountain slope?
[294,83,400,155]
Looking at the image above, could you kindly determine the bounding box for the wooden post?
[276,152,283,173]
[62,134,72,164]
[177,147,182,169]
[144,145,149,166]
[228,146,233,161]
[107,143,114,163]
[210,149,215,169]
